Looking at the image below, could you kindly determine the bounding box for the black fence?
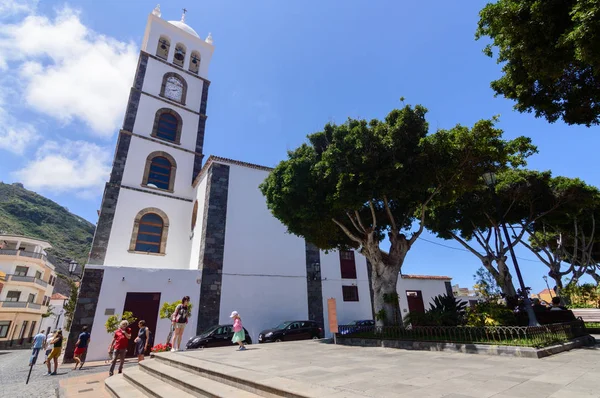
[336,320,588,348]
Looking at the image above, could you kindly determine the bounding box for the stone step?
[140,359,263,398]
[124,367,196,398]
[153,352,340,398]
[104,374,148,398]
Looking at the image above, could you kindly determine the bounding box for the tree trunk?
[370,260,402,326]
[495,258,517,299]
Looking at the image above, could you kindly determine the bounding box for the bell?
[174,51,184,61]
[192,58,197,64]
[161,44,167,50]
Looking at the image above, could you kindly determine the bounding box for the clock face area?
[164,76,184,102]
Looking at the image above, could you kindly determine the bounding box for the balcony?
[0,301,44,311]
[6,274,48,288]
[0,249,47,262]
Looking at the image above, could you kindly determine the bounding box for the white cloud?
[0,98,39,155]
[0,0,38,16]
[0,6,138,136]
[13,140,111,196]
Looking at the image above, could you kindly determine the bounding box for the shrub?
[404,294,467,327]
[105,311,137,334]
[466,301,516,327]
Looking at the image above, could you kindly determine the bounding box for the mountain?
[0,182,95,270]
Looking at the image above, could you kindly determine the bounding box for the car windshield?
[275,321,292,330]
[198,326,218,336]
[347,321,358,326]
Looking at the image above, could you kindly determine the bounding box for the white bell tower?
[88,6,215,269]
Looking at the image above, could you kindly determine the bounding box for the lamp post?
[68,260,78,278]
[482,172,540,327]
[543,276,554,298]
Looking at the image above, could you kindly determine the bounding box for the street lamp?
[483,172,540,327]
[68,260,78,277]
[543,275,554,298]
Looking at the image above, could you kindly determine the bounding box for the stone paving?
[176,340,600,398]
[0,350,135,398]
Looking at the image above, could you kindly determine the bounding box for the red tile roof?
[402,274,452,280]
[51,293,68,300]
[537,288,553,295]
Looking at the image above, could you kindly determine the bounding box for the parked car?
[258,320,322,343]
[186,324,252,349]
[339,320,375,335]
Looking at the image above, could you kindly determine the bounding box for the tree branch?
[331,218,363,245]
[368,200,377,230]
[383,195,397,233]
[408,204,427,247]
[449,231,485,260]
[354,210,367,233]
[346,212,365,235]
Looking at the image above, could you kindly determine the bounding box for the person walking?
[43,330,54,365]
[170,296,190,352]
[109,321,131,376]
[134,320,150,362]
[73,326,91,370]
[30,330,46,366]
[46,330,63,376]
[230,311,246,351]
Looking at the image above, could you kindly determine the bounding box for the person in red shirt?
[108,321,131,376]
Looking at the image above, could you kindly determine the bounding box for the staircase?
[104,350,325,398]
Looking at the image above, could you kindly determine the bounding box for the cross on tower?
[181,8,187,22]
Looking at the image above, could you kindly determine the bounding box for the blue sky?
[0,0,598,293]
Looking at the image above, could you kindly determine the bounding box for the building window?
[6,291,21,302]
[173,43,186,67]
[129,208,170,255]
[191,200,198,231]
[27,293,35,303]
[445,281,453,296]
[0,321,10,338]
[142,151,177,192]
[28,321,36,342]
[14,266,28,277]
[18,321,28,342]
[156,35,170,59]
[42,296,49,306]
[189,50,200,74]
[160,72,187,104]
[339,250,357,279]
[151,108,182,144]
[342,285,359,302]
[34,271,42,280]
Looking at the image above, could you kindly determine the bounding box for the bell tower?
[88,5,215,268]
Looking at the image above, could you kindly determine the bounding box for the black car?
[186,324,252,349]
[258,320,322,343]
[339,320,375,335]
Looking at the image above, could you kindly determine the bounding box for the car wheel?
[275,338,282,342]
[312,336,319,340]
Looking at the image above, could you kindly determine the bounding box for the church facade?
[66,7,452,362]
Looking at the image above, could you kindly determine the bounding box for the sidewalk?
[59,358,136,398]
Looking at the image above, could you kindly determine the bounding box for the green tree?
[260,105,531,325]
[105,311,137,334]
[473,266,502,299]
[61,275,79,331]
[159,300,193,344]
[476,0,600,126]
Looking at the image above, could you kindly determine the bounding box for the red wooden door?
[406,290,425,313]
[122,292,161,357]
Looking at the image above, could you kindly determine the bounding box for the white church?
[66,6,453,362]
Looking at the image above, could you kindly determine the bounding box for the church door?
[406,290,425,314]
[122,292,161,357]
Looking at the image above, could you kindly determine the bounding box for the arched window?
[191,200,198,231]
[151,108,182,144]
[142,151,177,192]
[189,51,201,74]
[160,73,187,104]
[173,43,186,67]
[129,208,169,255]
[156,35,170,59]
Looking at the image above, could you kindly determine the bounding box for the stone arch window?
[151,108,182,144]
[191,200,198,231]
[189,50,201,74]
[156,35,170,60]
[142,151,177,192]
[160,73,187,104]
[129,208,169,255]
[173,43,186,67]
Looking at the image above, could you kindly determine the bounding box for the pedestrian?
[134,320,150,362]
[170,296,190,352]
[73,326,91,370]
[230,311,246,351]
[109,321,131,376]
[30,330,46,366]
[46,330,63,376]
[43,330,54,365]
[550,296,567,311]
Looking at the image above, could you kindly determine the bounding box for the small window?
[14,266,28,277]
[6,291,21,302]
[0,321,11,338]
[35,271,42,280]
[156,35,170,59]
[29,321,36,340]
[191,201,198,231]
[189,50,200,74]
[147,157,172,190]
[173,43,186,67]
[27,293,36,303]
[342,285,359,302]
[18,321,28,340]
[339,251,357,279]
[135,213,164,253]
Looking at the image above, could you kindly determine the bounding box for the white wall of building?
[0,285,40,302]
[218,163,309,342]
[103,188,193,269]
[397,277,451,318]
[188,174,208,269]
[39,298,67,334]
[86,265,201,362]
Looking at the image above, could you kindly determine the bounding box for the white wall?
[103,188,193,269]
[0,285,40,302]
[397,277,451,318]
[39,298,66,334]
[188,174,208,269]
[218,163,309,342]
[0,259,45,277]
[86,265,201,362]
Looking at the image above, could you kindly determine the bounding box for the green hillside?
[0,182,95,267]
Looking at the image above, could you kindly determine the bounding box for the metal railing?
[6,275,48,288]
[0,249,46,261]
[0,301,45,310]
[336,320,588,348]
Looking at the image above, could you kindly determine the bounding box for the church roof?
[194,155,273,187]
[168,20,200,38]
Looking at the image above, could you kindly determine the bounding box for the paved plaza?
[173,340,600,398]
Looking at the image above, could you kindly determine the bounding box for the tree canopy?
[476,0,600,126]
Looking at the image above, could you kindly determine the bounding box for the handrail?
[0,249,47,261]
[6,274,48,288]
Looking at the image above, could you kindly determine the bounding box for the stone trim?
[192,79,210,181]
[159,72,188,106]
[196,163,230,334]
[305,242,324,327]
[121,130,201,156]
[145,51,211,84]
[193,155,273,188]
[120,185,193,202]
[133,53,149,90]
[141,91,203,116]
[63,269,104,363]
[141,151,177,193]
[128,207,170,254]
[151,108,183,144]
